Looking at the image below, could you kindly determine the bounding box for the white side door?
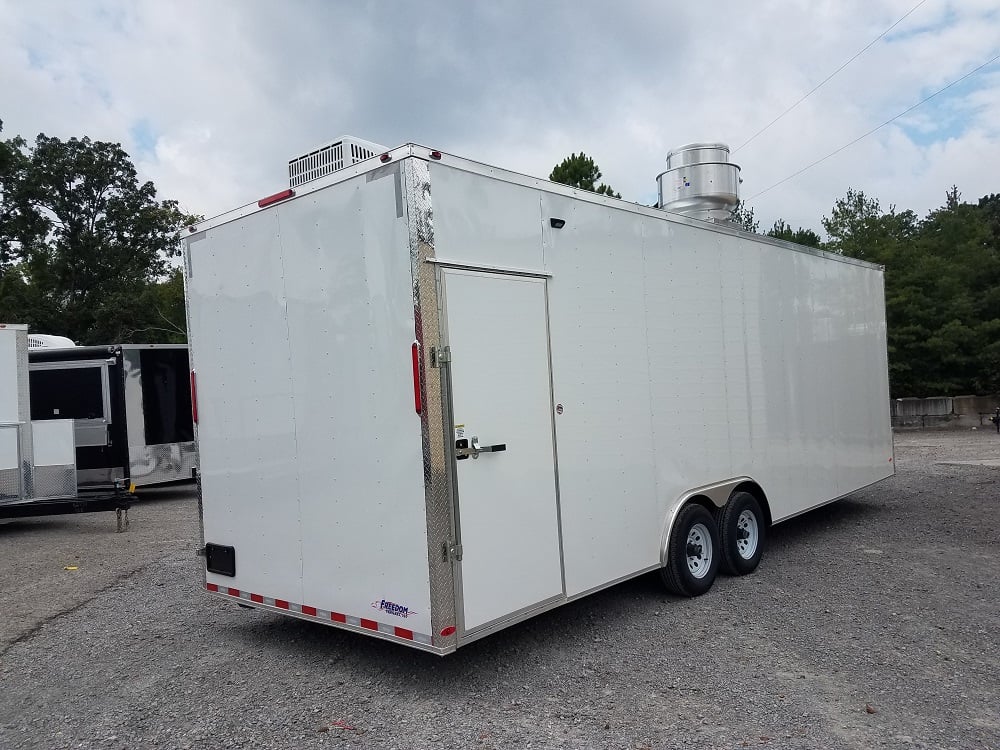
[442,269,564,633]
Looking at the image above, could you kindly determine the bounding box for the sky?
[2,0,998,237]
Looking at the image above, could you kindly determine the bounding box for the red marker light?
[257,188,295,208]
[440,625,456,637]
[379,152,392,163]
[190,370,198,424]
[430,150,442,160]
[411,342,422,414]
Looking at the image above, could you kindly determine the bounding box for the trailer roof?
[188,144,884,273]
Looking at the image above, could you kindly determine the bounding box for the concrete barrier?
[891,394,1000,430]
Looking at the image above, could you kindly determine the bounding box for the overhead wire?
[732,0,928,154]
[744,51,1000,203]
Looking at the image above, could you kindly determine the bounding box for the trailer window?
[30,367,106,420]
[139,349,194,445]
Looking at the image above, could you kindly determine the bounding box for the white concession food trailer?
[184,139,893,654]
[1,324,129,520]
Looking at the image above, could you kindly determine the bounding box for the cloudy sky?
[2,0,998,235]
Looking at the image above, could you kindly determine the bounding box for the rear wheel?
[661,504,720,597]
[717,491,766,575]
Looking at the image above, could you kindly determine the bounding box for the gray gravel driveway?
[0,431,997,749]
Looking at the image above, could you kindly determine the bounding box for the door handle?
[471,436,506,456]
[456,436,507,460]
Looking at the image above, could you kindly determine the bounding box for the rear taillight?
[190,370,198,424]
[257,188,295,208]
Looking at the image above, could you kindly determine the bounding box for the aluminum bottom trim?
[458,593,566,645]
[772,471,895,525]
[205,587,451,656]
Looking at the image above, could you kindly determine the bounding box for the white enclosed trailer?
[1,324,77,503]
[184,144,893,654]
[2,324,129,520]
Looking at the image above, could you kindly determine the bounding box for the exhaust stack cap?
[657,142,741,223]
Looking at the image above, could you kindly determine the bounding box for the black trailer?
[28,345,197,489]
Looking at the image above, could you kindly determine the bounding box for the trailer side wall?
[429,162,892,598]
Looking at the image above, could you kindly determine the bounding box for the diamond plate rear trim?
[404,158,459,647]
[30,465,76,498]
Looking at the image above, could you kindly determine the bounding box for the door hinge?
[443,540,463,562]
[431,346,451,367]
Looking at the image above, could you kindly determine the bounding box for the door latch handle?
[455,436,507,459]
[470,436,506,458]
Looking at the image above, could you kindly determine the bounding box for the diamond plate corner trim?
[405,158,459,648]
[31,464,76,498]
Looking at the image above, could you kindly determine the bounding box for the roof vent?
[657,143,741,222]
[288,135,388,188]
[27,334,76,349]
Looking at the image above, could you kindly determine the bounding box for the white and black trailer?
[28,344,197,489]
[184,140,893,655]
[1,324,129,520]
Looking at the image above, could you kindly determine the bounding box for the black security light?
[550,217,566,229]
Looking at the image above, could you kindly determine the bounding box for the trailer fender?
[658,476,768,567]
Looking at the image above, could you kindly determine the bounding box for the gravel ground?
[0,431,998,750]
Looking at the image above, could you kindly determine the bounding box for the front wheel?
[660,504,720,597]
[716,491,766,576]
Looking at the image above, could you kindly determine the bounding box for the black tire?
[716,491,766,576]
[660,504,720,597]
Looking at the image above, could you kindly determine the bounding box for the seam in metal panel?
[273,211,307,602]
[542,280,568,597]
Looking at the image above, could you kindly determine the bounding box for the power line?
[744,51,1000,203]
[733,0,928,154]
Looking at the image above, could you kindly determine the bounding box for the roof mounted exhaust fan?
[657,143,741,223]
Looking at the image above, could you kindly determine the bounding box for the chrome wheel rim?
[686,523,713,578]
[735,509,759,559]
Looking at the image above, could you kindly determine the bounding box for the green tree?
[821,186,1000,396]
[550,152,621,198]
[731,201,759,233]
[130,268,188,344]
[766,218,822,248]
[0,120,29,273]
[0,128,196,344]
[911,189,1000,393]
[979,193,1000,244]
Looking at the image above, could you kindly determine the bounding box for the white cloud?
[1,0,997,236]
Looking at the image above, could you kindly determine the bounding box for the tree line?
[551,153,1000,398]
[1,131,995,398]
[0,121,192,345]
[732,188,1000,397]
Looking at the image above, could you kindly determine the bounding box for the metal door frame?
[28,359,114,447]
[434,261,567,643]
